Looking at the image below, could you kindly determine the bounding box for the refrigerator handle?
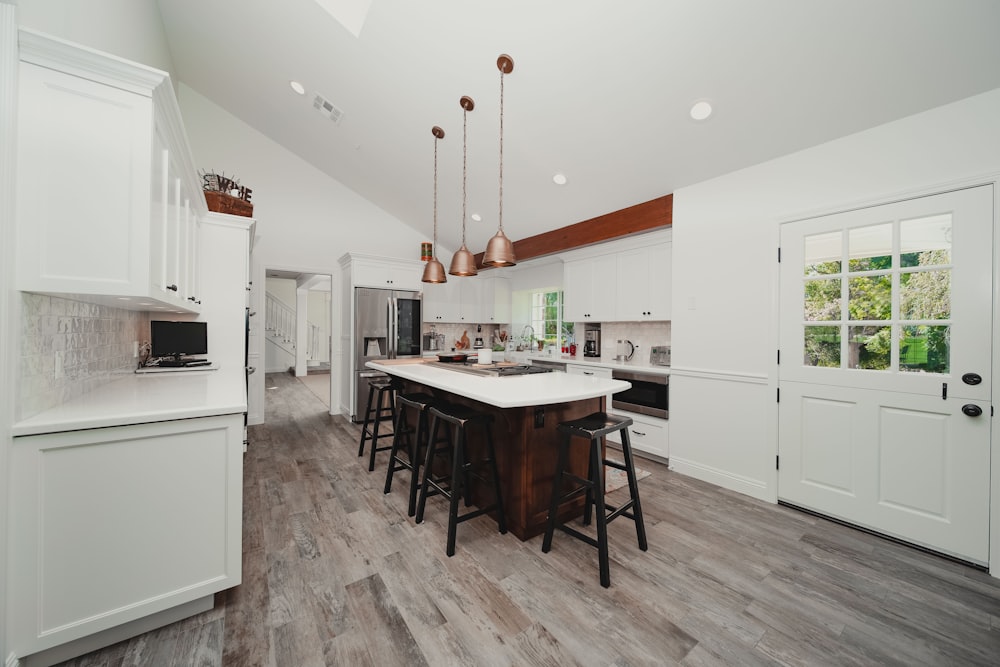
[388,296,396,359]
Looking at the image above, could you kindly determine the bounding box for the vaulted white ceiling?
[156,0,1000,253]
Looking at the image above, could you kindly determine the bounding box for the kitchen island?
[367,359,630,540]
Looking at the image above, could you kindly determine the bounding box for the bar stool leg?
[414,413,442,525]
[406,408,426,517]
[357,383,376,457]
[590,437,611,588]
[368,386,396,472]
[541,432,571,553]
[445,421,464,557]
[619,427,648,551]
[382,402,410,494]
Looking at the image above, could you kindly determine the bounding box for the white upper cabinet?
[422,279,460,322]
[616,243,671,321]
[421,274,511,324]
[15,30,205,312]
[558,230,672,323]
[481,274,511,323]
[350,256,425,291]
[563,254,617,322]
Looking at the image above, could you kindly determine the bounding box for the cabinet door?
[16,62,152,295]
[616,248,649,320]
[590,254,618,321]
[563,259,592,321]
[9,415,244,657]
[484,276,510,323]
[150,131,170,296]
[352,259,393,287]
[457,277,483,322]
[647,243,671,319]
[422,279,460,322]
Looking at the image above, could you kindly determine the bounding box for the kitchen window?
[531,290,573,348]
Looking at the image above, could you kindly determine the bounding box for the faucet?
[521,325,534,346]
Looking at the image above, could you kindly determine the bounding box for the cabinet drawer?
[606,411,668,459]
[566,364,612,378]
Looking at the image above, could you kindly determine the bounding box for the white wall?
[177,85,429,415]
[16,0,174,78]
[670,87,1000,569]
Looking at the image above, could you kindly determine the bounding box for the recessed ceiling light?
[690,100,713,121]
[471,213,482,222]
[553,173,567,185]
[290,81,306,95]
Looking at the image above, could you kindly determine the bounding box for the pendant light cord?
[498,66,504,233]
[462,104,468,246]
[432,134,439,260]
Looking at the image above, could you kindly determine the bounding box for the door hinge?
[776,455,780,470]
[777,247,781,263]
[777,349,780,364]
[942,382,948,400]
[776,387,780,403]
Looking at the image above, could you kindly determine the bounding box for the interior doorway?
[263,267,334,413]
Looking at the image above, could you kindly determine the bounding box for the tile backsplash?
[19,293,148,421]
[599,321,671,363]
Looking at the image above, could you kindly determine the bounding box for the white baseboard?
[669,457,772,503]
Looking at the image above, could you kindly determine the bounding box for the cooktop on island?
[425,361,554,377]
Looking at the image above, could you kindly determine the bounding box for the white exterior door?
[778,185,993,564]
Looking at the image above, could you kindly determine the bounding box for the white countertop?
[525,353,671,375]
[367,359,629,409]
[12,369,247,436]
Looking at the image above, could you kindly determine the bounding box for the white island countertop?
[367,359,629,409]
[12,369,247,437]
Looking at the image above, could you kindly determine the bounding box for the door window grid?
[802,216,952,373]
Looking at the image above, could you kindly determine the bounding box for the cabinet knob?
[167,284,178,292]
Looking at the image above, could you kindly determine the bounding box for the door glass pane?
[848,275,891,320]
[900,325,950,373]
[804,231,841,275]
[804,326,840,367]
[849,223,892,271]
[804,278,841,321]
[900,269,951,320]
[901,214,951,267]
[848,326,890,370]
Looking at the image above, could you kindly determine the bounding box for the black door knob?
[962,373,983,385]
[962,404,983,417]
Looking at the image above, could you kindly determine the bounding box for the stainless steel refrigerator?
[352,287,422,421]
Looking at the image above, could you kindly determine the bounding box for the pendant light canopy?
[421,125,447,284]
[449,95,478,277]
[482,54,517,268]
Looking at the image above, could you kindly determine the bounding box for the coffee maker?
[583,329,601,357]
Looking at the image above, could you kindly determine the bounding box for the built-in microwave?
[611,369,668,419]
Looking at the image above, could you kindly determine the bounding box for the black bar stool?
[383,391,437,517]
[415,403,507,556]
[541,412,648,587]
[357,376,399,471]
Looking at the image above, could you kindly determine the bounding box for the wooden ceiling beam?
[474,194,672,268]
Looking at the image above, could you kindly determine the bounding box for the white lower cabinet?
[566,364,612,379]
[9,414,244,662]
[607,410,669,460]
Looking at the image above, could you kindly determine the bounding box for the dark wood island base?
[402,379,604,541]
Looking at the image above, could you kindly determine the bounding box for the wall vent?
[312,94,344,124]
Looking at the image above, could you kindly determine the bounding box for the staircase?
[265,293,295,371]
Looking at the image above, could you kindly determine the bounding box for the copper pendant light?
[482,54,517,268]
[449,95,478,276]
[421,126,447,283]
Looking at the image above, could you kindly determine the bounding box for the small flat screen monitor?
[150,320,208,360]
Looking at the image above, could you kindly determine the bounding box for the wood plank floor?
[56,372,1000,666]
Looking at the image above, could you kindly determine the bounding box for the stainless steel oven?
[611,369,668,419]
